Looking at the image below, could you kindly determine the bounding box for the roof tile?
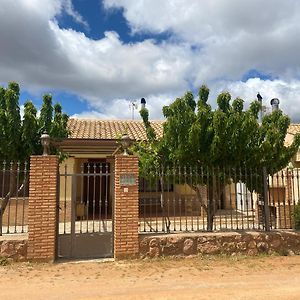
[67,119,164,140]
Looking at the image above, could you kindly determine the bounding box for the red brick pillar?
[27,156,59,261]
[114,155,139,259]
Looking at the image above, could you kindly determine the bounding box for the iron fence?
[0,161,29,235]
[58,162,113,235]
[138,166,300,233]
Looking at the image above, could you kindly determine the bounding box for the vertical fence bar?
[228,167,233,229]
[183,166,188,231]
[155,168,159,232]
[63,165,67,234]
[86,163,90,233]
[195,166,199,231]
[205,166,209,231]
[6,162,13,233]
[177,166,181,231]
[238,167,243,230]
[269,171,275,229]
[190,166,194,231]
[80,163,84,233]
[99,163,103,232]
[223,166,227,230]
[263,167,270,232]
[292,169,297,228]
[282,169,287,228]
[105,163,109,231]
[244,166,249,230]
[216,166,220,230]
[275,171,281,228]
[201,166,205,230]
[161,167,165,233]
[13,162,20,233]
[287,169,292,228]
[173,165,176,232]
[233,167,238,230]
[21,161,28,233]
[166,166,171,233]
[92,163,96,232]
[73,174,78,233]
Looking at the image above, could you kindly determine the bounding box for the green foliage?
[134,85,300,189]
[0,82,69,162]
[39,94,53,135]
[4,83,21,161]
[293,203,300,230]
[22,101,39,160]
[50,103,69,139]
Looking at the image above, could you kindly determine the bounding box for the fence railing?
[58,162,113,235]
[0,161,29,235]
[138,166,300,234]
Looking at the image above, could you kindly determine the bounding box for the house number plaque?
[120,174,136,186]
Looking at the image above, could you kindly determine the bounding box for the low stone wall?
[139,231,300,258]
[0,235,28,261]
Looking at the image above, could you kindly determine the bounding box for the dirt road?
[0,255,300,300]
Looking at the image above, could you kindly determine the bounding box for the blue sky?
[1,0,300,121]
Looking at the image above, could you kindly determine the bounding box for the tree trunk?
[159,176,170,233]
[207,183,215,231]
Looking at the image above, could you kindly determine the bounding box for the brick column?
[27,156,59,261]
[114,155,139,259]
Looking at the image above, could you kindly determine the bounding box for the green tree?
[50,103,69,139]
[0,82,69,218]
[0,87,7,158]
[134,86,300,230]
[22,101,39,160]
[5,82,21,162]
[39,94,53,135]
[0,82,69,162]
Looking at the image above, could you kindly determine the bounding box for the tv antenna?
[129,101,138,120]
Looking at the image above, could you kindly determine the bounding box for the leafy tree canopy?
[134,85,300,230]
[0,82,69,162]
[134,85,300,182]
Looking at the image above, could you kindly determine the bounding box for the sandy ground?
[0,255,300,300]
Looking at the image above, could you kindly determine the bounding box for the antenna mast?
[129,101,138,120]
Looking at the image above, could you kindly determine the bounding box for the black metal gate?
[57,162,113,259]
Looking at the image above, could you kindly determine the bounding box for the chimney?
[257,93,263,122]
[270,98,280,112]
[141,98,146,109]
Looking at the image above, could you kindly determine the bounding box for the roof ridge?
[69,118,164,122]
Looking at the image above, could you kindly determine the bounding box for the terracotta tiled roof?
[67,118,164,140]
[287,124,300,136]
[284,124,300,147]
[67,119,300,145]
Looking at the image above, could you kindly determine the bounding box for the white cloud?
[104,0,300,81]
[1,0,300,122]
[214,78,300,122]
[0,1,192,113]
[72,93,175,120]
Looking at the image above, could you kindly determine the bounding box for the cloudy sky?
[1,0,300,121]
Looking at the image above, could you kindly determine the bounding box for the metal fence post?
[0,209,2,236]
[263,167,270,231]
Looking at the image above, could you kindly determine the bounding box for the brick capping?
[114,155,139,259]
[27,155,59,261]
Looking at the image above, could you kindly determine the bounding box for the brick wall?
[27,156,59,261]
[114,155,139,259]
